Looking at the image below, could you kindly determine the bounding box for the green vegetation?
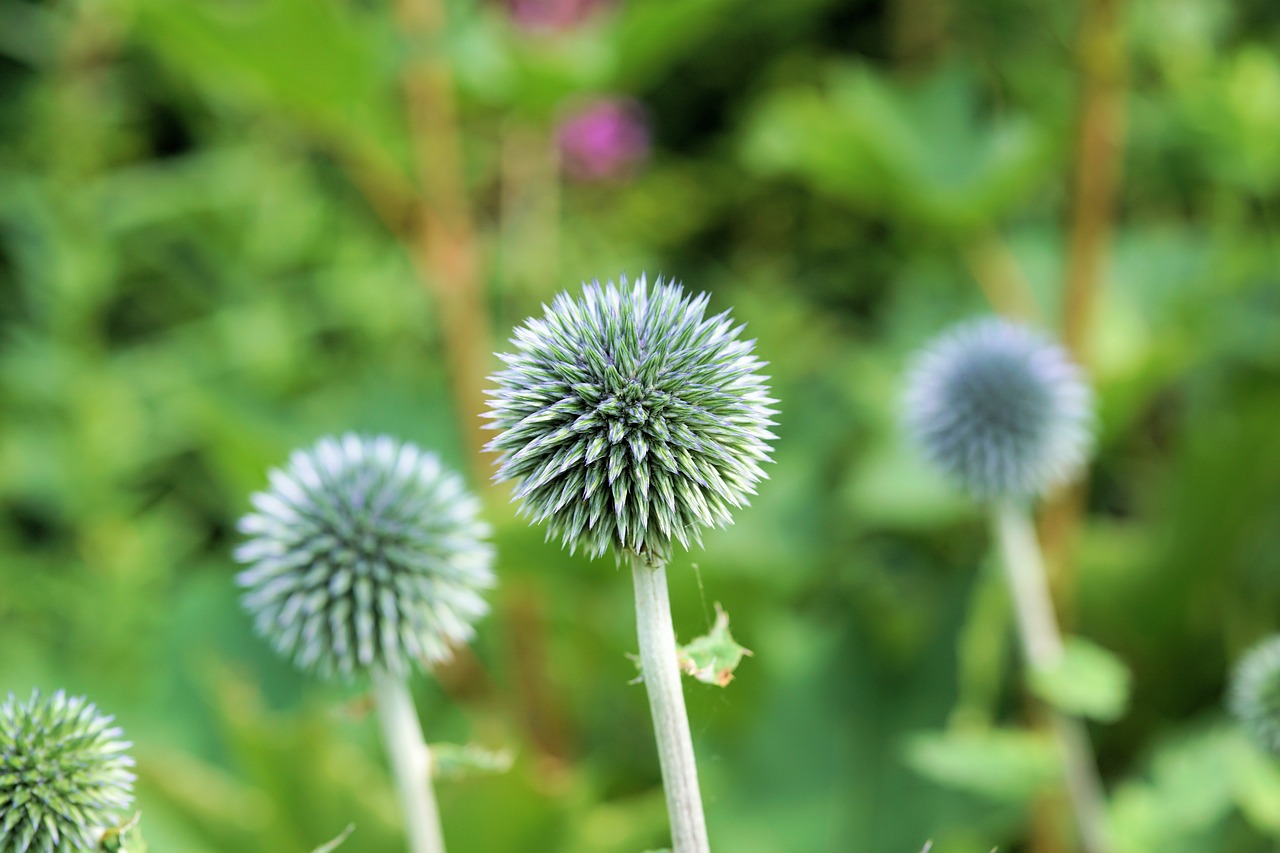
[3,0,1280,851]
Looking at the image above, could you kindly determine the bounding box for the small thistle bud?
[0,690,135,853]
[235,434,495,680]
[486,275,777,560]
[1230,636,1280,755]
[903,318,1093,501]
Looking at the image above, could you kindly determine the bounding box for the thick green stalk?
[371,669,447,853]
[993,501,1110,853]
[631,554,711,853]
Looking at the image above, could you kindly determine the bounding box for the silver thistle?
[904,318,1093,501]
[486,275,777,561]
[1231,635,1280,756]
[235,434,495,680]
[0,690,135,853]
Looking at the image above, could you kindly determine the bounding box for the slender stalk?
[962,231,1042,325]
[993,501,1110,853]
[393,0,492,484]
[1039,0,1127,622]
[371,669,447,853]
[630,553,710,853]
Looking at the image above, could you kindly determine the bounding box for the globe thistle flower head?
[0,690,135,853]
[903,318,1093,501]
[486,275,777,561]
[1230,635,1280,756]
[235,434,495,681]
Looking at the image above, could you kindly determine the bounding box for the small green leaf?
[1229,728,1280,833]
[98,813,145,853]
[677,604,752,687]
[309,824,354,853]
[904,728,1058,801]
[1029,637,1131,722]
[430,744,514,781]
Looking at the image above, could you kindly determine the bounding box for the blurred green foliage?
[3,0,1280,851]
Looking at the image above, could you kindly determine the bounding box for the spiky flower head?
[486,275,777,561]
[1230,635,1280,756]
[0,690,135,853]
[235,434,495,680]
[903,318,1093,502]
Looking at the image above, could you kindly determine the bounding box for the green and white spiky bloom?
[235,434,495,680]
[1231,635,1280,756]
[486,275,777,561]
[0,690,135,853]
[904,317,1094,502]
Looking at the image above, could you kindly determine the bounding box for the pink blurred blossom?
[556,98,651,182]
[506,0,604,33]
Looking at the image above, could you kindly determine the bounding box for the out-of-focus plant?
[235,434,495,853]
[1230,636,1280,757]
[904,318,1115,853]
[557,97,651,182]
[487,275,776,852]
[0,690,137,853]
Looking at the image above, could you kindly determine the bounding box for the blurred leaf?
[1110,726,1239,853]
[1029,637,1131,723]
[677,603,752,687]
[951,561,1011,729]
[741,63,1052,233]
[613,0,742,89]
[904,729,1058,802]
[842,438,972,530]
[430,743,515,781]
[133,0,406,177]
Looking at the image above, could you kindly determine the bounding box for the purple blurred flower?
[507,0,604,34]
[557,98,651,182]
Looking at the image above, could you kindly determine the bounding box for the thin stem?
[393,0,492,484]
[993,501,1110,853]
[962,231,1043,325]
[1039,0,1127,626]
[630,553,710,853]
[371,669,447,853]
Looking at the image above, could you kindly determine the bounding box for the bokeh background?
[3,0,1280,850]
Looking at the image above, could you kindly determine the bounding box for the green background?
[3,0,1280,850]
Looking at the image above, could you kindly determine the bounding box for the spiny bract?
[235,434,495,680]
[0,690,135,853]
[486,275,776,561]
[904,317,1093,501]
[1230,635,1280,756]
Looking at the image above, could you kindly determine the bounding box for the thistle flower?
[903,318,1093,501]
[557,99,651,182]
[1230,635,1280,755]
[235,434,495,680]
[507,0,605,33]
[0,690,135,853]
[486,275,776,561]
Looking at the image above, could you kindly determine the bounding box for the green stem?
[630,553,711,853]
[993,501,1110,853]
[371,669,447,853]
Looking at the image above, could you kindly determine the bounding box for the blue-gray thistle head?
[486,275,777,561]
[1230,636,1280,756]
[235,434,495,680]
[903,318,1093,502]
[0,690,135,853]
